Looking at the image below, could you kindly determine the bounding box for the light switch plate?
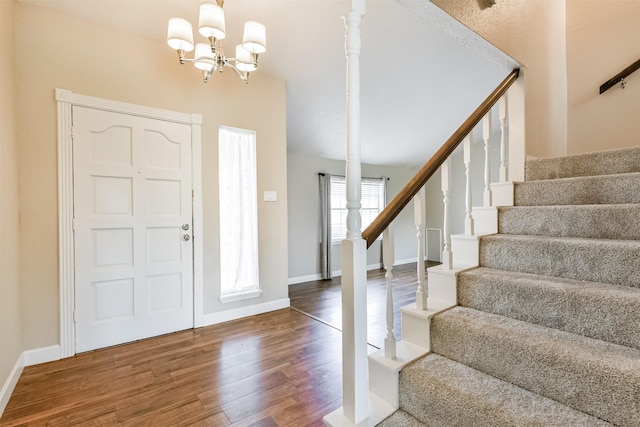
[263,191,278,202]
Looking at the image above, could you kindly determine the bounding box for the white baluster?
[414,187,427,309]
[441,158,452,269]
[508,76,526,182]
[483,111,493,207]
[383,227,396,360]
[499,96,508,182]
[463,135,474,236]
[339,1,368,423]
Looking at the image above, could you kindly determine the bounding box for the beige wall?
[287,152,444,281]
[566,0,640,154]
[15,3,287,349]
[432,0,568,159]
[1,0,24,392]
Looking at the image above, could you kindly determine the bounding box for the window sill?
[219,289,263,304]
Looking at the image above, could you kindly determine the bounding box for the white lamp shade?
[194,43,216,71]
[198,3,226,40]
[242,21,266,54]
[167,17,194,52]
[235,45,257,72]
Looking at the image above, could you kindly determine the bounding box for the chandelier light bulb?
[235,45,257,72]
[242,21,267,54]
[194,43,216,71]
[198,3,226,40]
[167,17,194,52]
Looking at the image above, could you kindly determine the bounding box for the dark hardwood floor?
[1,309,348,426]
[289,262,437,349]
[1,262,433,426]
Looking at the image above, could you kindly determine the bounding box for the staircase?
[379,147,640,426]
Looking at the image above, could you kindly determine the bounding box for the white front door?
[73,106,194,353]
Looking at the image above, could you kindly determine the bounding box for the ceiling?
[20,0,516,166]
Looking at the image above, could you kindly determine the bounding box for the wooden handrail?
[362,68,520,248]
[600,59,640,94]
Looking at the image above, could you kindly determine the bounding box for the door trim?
[55,89,204,358]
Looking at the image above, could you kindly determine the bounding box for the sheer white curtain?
[218,126,259,295]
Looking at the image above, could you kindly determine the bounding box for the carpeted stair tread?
[457,267,640,350]
[525,146,640,181]
[514,172,640,206]
[378,409,428,427]
[498,204,640,240]
[399,353,612,427]
[479,234,640,287]
[430,307,640,426]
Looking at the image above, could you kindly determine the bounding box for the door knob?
[182,234,191,241]
[182,224,190,231]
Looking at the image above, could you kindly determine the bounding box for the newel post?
[340,0,368,423]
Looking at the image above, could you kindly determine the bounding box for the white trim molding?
[219,289,263,304]
[0,345,63,417]
[288,273,323,285]
[24,345,61,366]
[202,298,290,326]
[56,89,204,357]
[0,355,24,417]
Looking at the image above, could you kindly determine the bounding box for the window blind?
[329,176,385,243]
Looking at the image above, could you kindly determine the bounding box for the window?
[218,126,261,301]
[330,176,385,243]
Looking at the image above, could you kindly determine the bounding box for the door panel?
[73,107,193,353]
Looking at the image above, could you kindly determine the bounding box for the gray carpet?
[430,307,640,426]
[399,354,611,427]
[525,146,640,180]
[385,147,640,426]
[498,204,640,240]
[378,410,427,427]
[479,234,640,287]
[514,172,640,206]
[458,267,640,350]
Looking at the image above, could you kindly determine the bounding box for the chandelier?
[166,0,267,84]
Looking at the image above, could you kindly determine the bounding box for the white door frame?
[55,89,204,358]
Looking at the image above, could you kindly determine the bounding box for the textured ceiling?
[20,0,517,166]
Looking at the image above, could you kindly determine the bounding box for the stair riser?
[479,235,640,288]
[514,173,640,206]
[430,309,640,426]
[399,354,612,427]
[525,146,640,181]
[498,205,640,240]
[458,269,640,350]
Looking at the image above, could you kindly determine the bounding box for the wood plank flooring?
[290,262,438,349]
[1,309,351,426]
[1,262,433,426]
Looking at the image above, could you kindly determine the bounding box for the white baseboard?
[0,354,24,417]
[331,263,382,278]
[0,344,63,417]
[202,298,290,326]
[24,345,61,366]
[288,273,322,285]
[288,263,383,286]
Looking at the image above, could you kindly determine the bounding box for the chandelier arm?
[225,62,249,83]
